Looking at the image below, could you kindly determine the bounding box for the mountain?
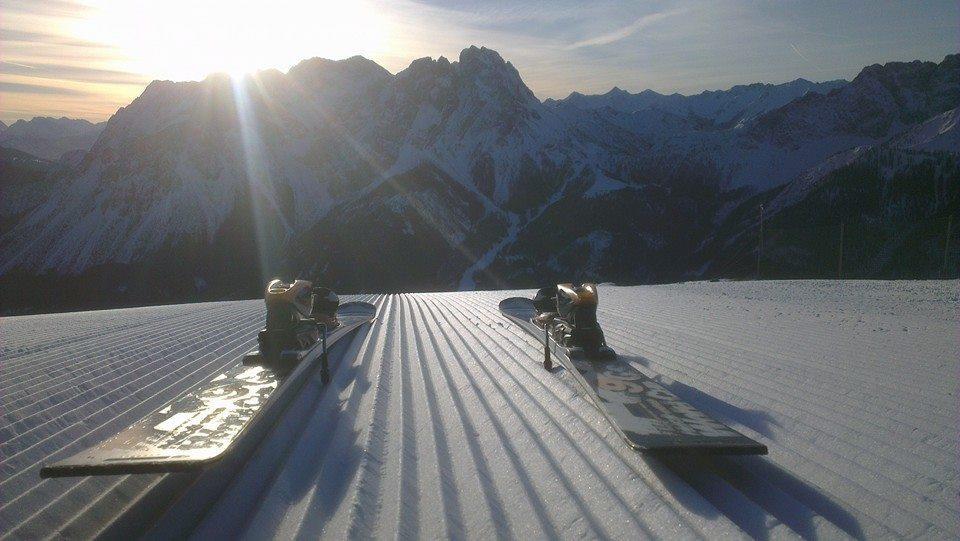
[0,117,105,160]
[0,147,62,230]
[748,56,960,144]
[549,78,847,129]
[704,140,959,279]
[0,120,7,132]
[0,48,957,314]
[0,47,630,276]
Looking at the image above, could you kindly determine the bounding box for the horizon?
[1,0,957,124]
[1,48,955,127]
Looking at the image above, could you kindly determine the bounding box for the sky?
[0,0,957,123]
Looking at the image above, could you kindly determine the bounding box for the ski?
[499,287,766,455]
[41,286,375,478]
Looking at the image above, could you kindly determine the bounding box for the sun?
[72,0,389,81]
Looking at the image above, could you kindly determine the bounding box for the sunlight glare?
[73,0,389,80]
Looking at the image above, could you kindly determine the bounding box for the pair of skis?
[40,302,376,478]
[499,297,766,455]
[42,293,763,479]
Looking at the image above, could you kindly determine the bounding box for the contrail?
[567,8,687,49]
[1,60,37,69]
[790,43,823,73]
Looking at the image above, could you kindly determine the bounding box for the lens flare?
[73,0,389,80]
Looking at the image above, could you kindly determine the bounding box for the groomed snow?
[1,281,957,539]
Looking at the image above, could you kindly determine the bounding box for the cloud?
[567,8,687,49]
[0,81,90,96]
[0,61,149,85]
[0,28,117,49]
[0,0,93,18]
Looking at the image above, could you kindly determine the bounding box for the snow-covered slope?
[886,107,960,152]
[0,117,105,161]
[2,281,957,538]
[765,106,960,217]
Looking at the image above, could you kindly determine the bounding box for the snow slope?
[886,107,960,152]
[1,281,957,539]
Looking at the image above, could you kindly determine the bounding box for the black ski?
[40,301,376,478]
[500,296,766,455]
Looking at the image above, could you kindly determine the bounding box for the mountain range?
[1,46,957,313]
[0,117,105,161]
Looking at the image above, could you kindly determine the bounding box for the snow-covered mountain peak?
[286,55,393,108]
[751,53,959,143]
[457,45,507,69]
[288,55,392,85]
[401,55,454,80]
[455,45,534,103]
[0,116,105,160]
[848,54,958,101]
[5,116,99,135]
[93,79,202,150]
[550,77,847,130]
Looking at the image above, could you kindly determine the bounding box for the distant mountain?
[548,78,847,128]
[0,117,105,160]
[748,56,960,143]
[0,120,7,132]
[588,55,957,191]
[0,48,956,314]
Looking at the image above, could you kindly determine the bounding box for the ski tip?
[498,297,534,311]
[337,301,377,319]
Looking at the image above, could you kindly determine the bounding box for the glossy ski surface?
[499,297,766,455]
[41,302,376,477]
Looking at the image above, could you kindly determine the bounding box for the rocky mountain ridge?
[0,117,105,160]
[0,47,956,313]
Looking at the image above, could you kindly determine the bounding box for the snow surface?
[887,107,960,152]
[1,281,957,539]
[585,172,631,198]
